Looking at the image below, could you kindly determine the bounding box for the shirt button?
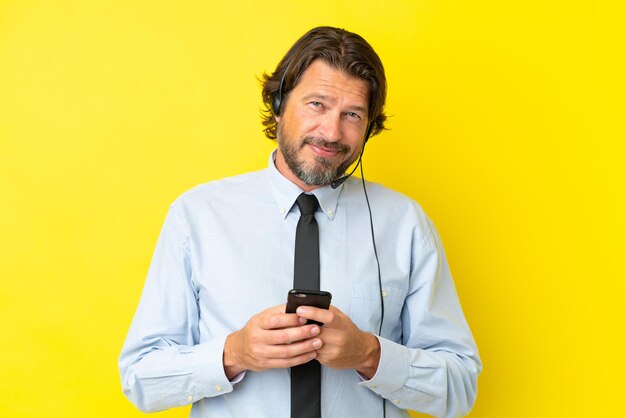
[381,290,388,298]
[392,399,400,404]
[280,208,286,215]
[370,385,378,389]
[214,384,223,392]
[327,209,334,215]
[186,395,193,401]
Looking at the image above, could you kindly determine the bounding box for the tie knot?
[296,193,319,216]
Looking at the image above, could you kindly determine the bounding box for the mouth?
[303,138,348,159]
[308,143,341,158]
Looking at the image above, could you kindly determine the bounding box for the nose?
[318,112,342,142]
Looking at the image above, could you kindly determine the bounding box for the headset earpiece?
[272,60,291,116]
[272,88,283,116]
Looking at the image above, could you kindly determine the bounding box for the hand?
[296,305,381,379]
[223,304,323,379]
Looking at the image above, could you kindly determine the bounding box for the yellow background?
[1,1,624,417]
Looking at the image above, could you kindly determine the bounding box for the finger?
[295,306,335,325]
[265,323,321,345]
[259,351,318,370]
[255,304,301,329]
[261,312,306,330]
[263,304,287,314]
[264,337,324,359]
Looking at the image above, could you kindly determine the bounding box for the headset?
[272,60,387,417]
[271,59,290,116]
[272,59,374,188]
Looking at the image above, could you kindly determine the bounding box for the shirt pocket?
[350,282,406,340]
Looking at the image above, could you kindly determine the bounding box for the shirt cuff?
[357,335,409,394]
[229,371,246,384]
[188,335,236,398]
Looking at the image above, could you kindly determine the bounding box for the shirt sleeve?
[118,202,236,413]
[358,218,482,418]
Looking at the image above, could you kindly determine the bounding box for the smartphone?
[285,289,332,325]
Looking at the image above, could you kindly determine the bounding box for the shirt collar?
[266,150,341,220]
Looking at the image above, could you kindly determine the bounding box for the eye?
[310,101,323,108]
[346,112,361,120]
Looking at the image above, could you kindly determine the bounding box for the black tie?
[291,193,321,418]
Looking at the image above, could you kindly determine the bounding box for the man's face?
[274,59,370,191]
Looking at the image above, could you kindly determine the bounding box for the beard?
[277,124,356,186]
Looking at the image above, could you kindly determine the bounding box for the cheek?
[288,107,323,135]
[346,128,367,149]
[298,116,321,136]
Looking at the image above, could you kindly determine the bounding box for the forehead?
[290,59,370,106]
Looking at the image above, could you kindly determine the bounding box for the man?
[119,26,481,418]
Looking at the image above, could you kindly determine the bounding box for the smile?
[308,143,341,159]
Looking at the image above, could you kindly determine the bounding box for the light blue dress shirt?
[119,151,481,418]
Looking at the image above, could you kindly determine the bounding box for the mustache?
[301,137,350,154]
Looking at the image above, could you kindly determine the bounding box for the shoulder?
[170,169,269,210]
[344,177,438,248]
[346,177,427,218]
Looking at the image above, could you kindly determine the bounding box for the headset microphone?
[331,150,363,189]
[330,122,372,189]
